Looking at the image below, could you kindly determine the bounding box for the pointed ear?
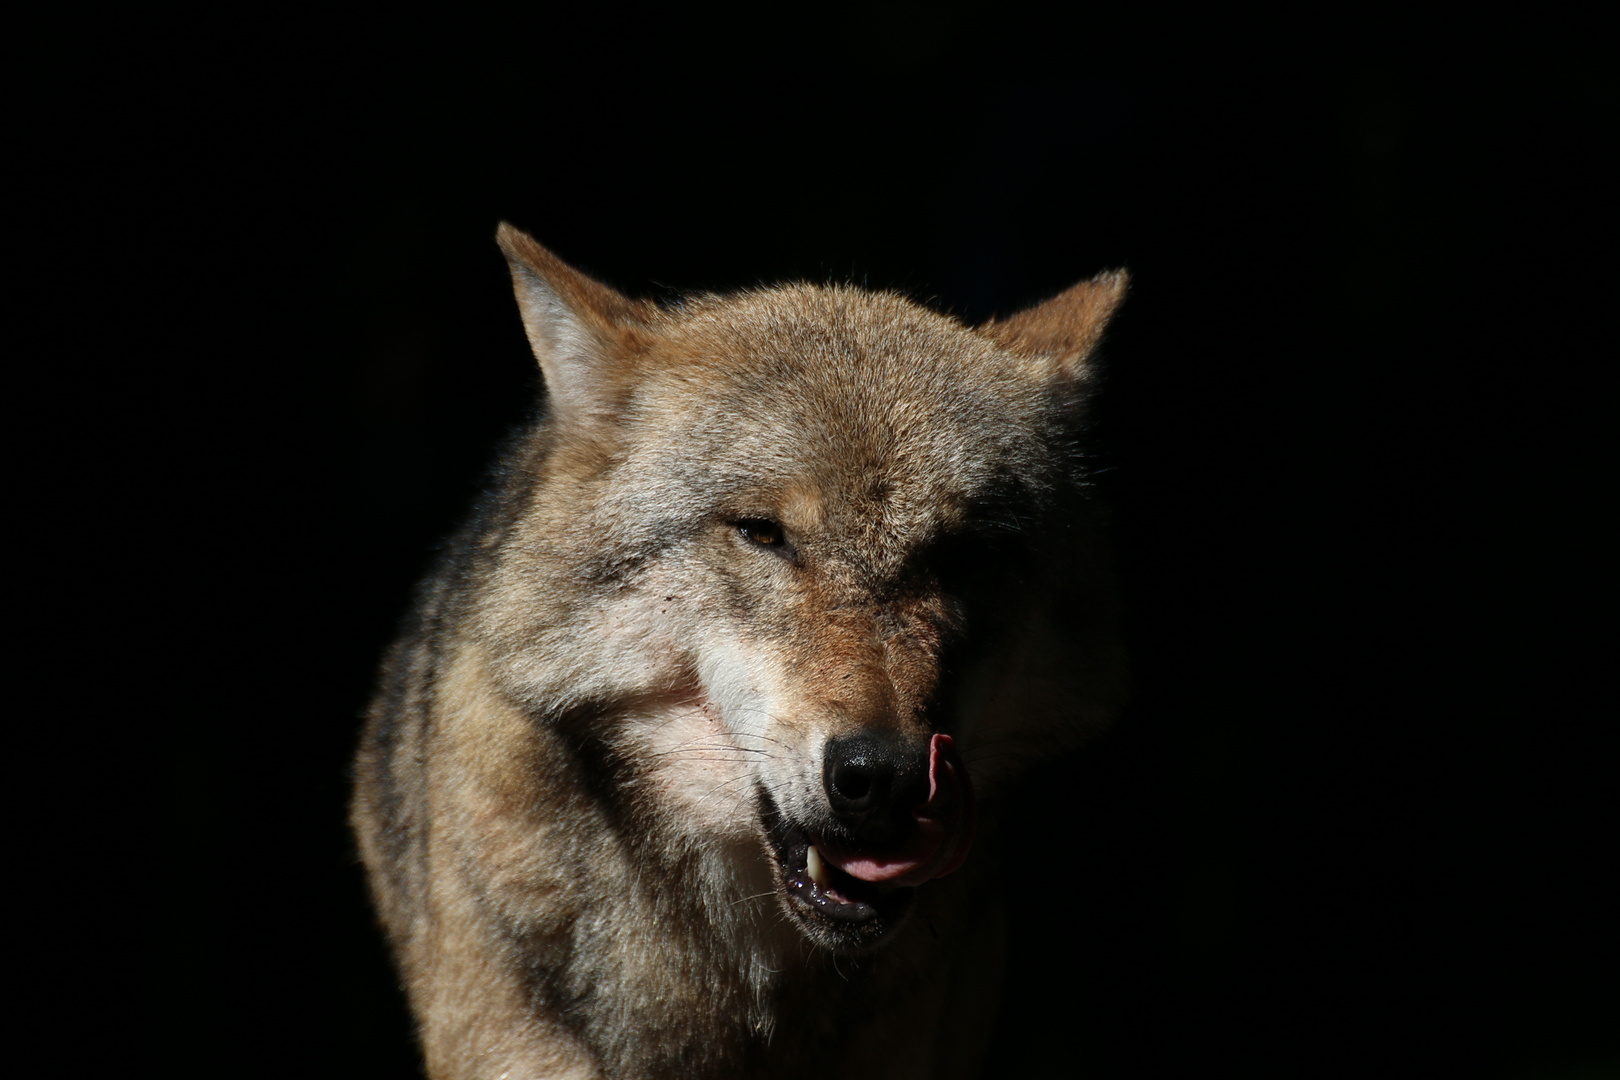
[979,270,1129,380]
[495,222,654,425]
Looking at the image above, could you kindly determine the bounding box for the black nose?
[822,734,929,840]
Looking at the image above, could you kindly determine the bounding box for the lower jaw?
[783,882,913,953]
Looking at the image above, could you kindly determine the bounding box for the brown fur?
[353,224,1130,1078]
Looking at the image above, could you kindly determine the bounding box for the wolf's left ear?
[979,270,1129,381]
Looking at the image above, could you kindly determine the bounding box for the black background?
[35,10,1614,1078]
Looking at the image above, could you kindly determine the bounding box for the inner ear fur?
[495,222,656,426]
[979,269,1129,380]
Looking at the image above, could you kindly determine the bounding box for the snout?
[815,731,976,888]
[762,729,977,948]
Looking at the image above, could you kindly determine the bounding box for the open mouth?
[762,803,913,951]
[777,820,911,921]
[760,733,976,952]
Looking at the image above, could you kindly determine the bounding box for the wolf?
[352,223,1130,1079]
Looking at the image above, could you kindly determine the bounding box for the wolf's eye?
[736,518,787,550]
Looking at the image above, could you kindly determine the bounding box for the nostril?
[829,760,875,804]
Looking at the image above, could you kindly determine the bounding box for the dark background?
[38,10,1613,1078]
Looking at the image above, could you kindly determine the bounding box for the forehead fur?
[661,285,1049,432]
[593,284,1070,555]
[665,283,1042,390]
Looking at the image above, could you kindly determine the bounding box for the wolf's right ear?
[496,223,654,427]
[979,269,1129,384]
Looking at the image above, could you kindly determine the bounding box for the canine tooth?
[806,844,830,888]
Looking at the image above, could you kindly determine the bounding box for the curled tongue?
[818,734,976,888]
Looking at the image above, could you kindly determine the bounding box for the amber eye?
[736,518,786,549]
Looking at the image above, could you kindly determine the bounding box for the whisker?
[693,772,756,813]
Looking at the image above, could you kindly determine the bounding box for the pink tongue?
[817,733,976,888]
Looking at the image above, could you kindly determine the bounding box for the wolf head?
[477,224,1128,953]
